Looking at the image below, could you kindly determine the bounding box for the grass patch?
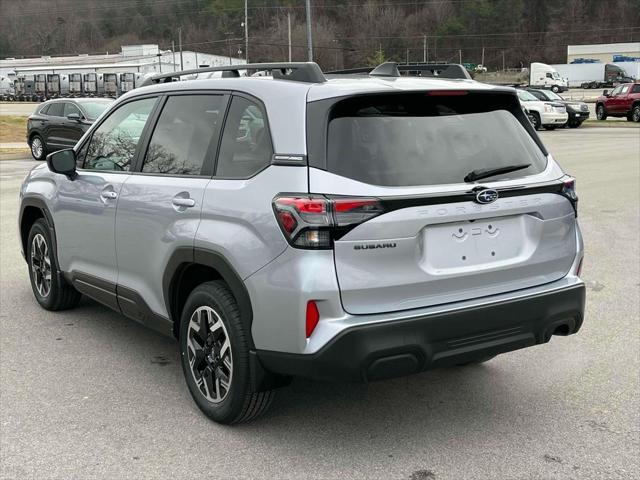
[0,115,28,143]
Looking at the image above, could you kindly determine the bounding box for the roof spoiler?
[140,62,327,87]
[326,62,472,80]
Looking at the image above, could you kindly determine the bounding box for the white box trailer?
[83,73,98,95]
[69,73,82,95]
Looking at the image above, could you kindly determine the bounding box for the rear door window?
[326,93,547,187]
[142,94,224,176]
[47,103,64,117]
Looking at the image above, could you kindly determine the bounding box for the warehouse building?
[0,44,245,77]
[567,42,640,63]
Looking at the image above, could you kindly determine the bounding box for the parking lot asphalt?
[1,128,639,480]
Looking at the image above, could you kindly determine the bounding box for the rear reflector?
[306,301,320,338]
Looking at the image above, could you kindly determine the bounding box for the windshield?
[326,93,547,187]
[517,90,539,102]
[79,100,113,120]
[545,91,564,101]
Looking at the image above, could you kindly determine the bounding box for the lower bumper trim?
[257,284,586,382]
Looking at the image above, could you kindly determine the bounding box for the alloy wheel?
[633,106,640,122]
[30,233,51,297]
[31,137,43,159]
[186,306,233,403]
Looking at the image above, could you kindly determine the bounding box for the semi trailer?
[553,62,634,89]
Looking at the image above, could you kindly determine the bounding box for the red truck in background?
[596,83,640,122]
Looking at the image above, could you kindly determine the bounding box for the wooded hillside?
[1,0,639,70]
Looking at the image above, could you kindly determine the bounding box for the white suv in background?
[517,89,568,130]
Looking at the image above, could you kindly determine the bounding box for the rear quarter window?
[325,92,547,187]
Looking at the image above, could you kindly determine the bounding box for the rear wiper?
[464,163,531,183]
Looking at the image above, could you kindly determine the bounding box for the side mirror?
[603,90,609,96]
[66,112,81,122]
[46,149,77,179]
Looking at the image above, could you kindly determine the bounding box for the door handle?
[172,197,196,208]
[101,191,117,200]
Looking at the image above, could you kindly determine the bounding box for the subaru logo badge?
[475,189,499,204]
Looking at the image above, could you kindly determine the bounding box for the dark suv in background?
[27,98,113,160]
[525,88,590,128]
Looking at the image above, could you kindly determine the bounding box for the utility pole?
[244,0,249,63]
[195,51,198,68]
[406,48,409,64]
[481,46,485,66]
[305,0,313,62]
[178,27,184,70]
[459,49,462,64]
[288,11,292,62]
[172,41,176,72]
[502,51,505,71]
[423,35,426,63]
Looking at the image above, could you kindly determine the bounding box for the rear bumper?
[257,283,585,382]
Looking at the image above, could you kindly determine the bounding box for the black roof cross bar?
[326,62,472,80]
[141,62,326,87]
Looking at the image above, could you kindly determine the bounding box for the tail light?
[273,195,384,249]
[561,176,578,215]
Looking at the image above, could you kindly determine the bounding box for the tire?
[568,121,581,128]
[551,85,560,93]
[543,125,557,131]
[179,280,274,424]
[596,104,607,121]
[30,134,46,161]
[457,355,496,366]
[27,219,81,311]
[632,105,640,123]
[530,112,541,130]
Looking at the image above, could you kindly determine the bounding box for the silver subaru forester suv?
[19,62,585,424]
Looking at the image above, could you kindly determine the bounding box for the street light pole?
[305,0,313,62]
[423,35,426,63]
[288,11,292,62]
[178,27,184,71]
[244,0,249,63]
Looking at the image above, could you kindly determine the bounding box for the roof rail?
[140,62,326,87]
[326,62,472,80]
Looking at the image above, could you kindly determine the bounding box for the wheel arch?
[19,198,56,263]
[163,247,255,347]
[28,129,43,144]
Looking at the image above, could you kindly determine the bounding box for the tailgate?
[333,193,576,315]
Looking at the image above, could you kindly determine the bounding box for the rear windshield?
[326,93,547,186]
